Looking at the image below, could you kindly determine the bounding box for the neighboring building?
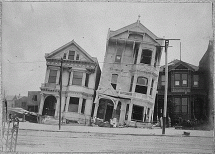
[39,40,101,125]
[199,40,214,127]
[92,20,163,126]
[15,96,28,110]
[154,59,207,126]
[6,95,18,108]
[28,91,41,112]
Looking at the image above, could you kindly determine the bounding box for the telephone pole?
[59,58,63,130]
[157,38,180,134]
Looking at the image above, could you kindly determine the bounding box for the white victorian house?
[39,40,101,125]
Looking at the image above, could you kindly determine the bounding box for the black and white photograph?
[1,1,214,153]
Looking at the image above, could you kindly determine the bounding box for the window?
[161,75,165,86]
[150,79,154,95]
[174,73,188,87]
[135,77,148,94]
[68,51,75,60]
[72,72,83,86]
[174,98,181,113]
[111,74,118,89]
[48,70,57,83]
[32,95,37,101]
[76,54,79,60]
[81,99,86,114]
[193,75,199,87]
[63,53,67,59]
[182,74,188,86]
[68,97,79,112]
[115,48,123,63]
[140,49,152,65]
[174,74,180,86]
[85,73,89,87]
[174,97,189,114]
[132,105,144,121]
[182,98,188,113]
[129,76,134,92]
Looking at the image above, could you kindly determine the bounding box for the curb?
[18,128,213,138]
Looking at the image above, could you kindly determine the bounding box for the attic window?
[63,53,67,59]
[76,54,79,60]
[68,51,75,60]
[140,49,152,65]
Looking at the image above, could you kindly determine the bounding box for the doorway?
[97,98,114,122]
[42,95,57,116]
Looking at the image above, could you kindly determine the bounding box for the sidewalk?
[18,122,213,138]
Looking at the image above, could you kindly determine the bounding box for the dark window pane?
[129,76,134,92]
[182,98,188,105]
[85,73,89,87]
[111,83,117,90]
[68,51,75,60]
[175,74,180,80]
[81,99,86,114]
[68,97,79,112]
[135,85,147,94]
[140,49,152,64]
[76,54,79,60]
[174,98,180,105]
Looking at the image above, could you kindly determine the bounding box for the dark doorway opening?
[97,98,114,122]
[132,105,144,121]
[42,95,56,116]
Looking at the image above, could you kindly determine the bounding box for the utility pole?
[59,58,63,130]
[157,38,180,134]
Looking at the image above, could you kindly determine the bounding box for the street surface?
[16,129,213,153]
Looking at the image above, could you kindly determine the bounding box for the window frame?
[193,75,199,87]
[48,69,57,83]
[72,71,83,86]
[140,49,152,65]
[68,50,75,60]
[135,76,148,94]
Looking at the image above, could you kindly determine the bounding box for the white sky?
[2,2,212,96]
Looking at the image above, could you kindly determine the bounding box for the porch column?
[132,74,138,93]
[69,71,74,85]
[127,103,133,123]
[61,96,66,113]
[85,99,93,125]
[82,72,86,86]
[119,102,126,125]
[78,97,83,114]
[112,99,118,118]
[65,96,70,112]
[38,93,45,115]
[56,70,60,84]
[45,68,50,83]
[55,96,60,117]
[93,94,99,118]
[136,45,142,64]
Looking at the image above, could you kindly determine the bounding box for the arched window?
[135,77,148,94]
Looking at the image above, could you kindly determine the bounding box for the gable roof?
[5,95,17,101]
[109,20,163,45]
[46,40,95,63]
[160,59,199,72]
